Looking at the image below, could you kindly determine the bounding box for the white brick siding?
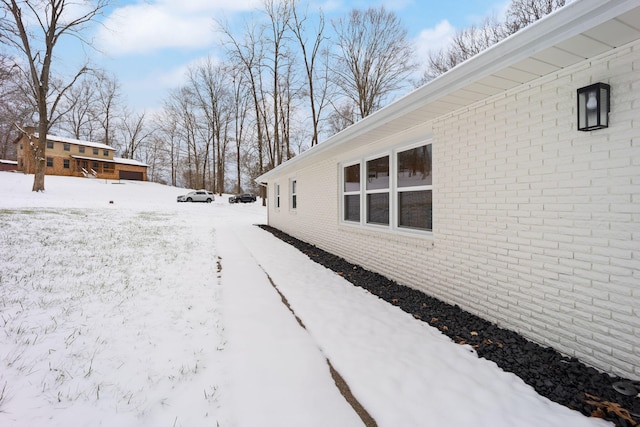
[266,40,640,379]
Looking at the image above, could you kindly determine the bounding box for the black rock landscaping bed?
[259,225,640,427]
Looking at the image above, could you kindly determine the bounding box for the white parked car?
[177,190,214,203]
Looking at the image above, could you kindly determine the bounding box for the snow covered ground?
[0,172,612,426]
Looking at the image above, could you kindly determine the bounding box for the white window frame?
[339,139,433,236]
[364,154,391,227]
[395,142,433,232]
[341,161,362,224]
[290,178,297,211]
[275,183,281,209]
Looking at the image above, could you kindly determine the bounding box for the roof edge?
[34,133,116,151]
[256,0,639,183]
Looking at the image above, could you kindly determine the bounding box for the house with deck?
[16,128,148,181]
[257,0,640,380]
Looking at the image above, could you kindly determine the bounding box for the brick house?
[257,0,640,380]
[16,128,148,181]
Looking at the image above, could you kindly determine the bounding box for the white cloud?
[155,54,222,88]
[413,19,456,68]
[95,0,260,56]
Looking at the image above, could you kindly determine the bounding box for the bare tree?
[169,87,202,189]
[420,0,565,84]
[154,107,182,187]
[58,70,121,145]
[0,0,109,191]
[229,67,249,194]
[256,0,295,171]
[326,101,356,135]
[188,58,233,194]
[119,109,153,160]
[220,18,268,203]
[60,74,99,139]
[277,59,301,161]
[331,6,416,122]
[289,0,330,147]
[504,0,565,34]
[420,16,504,83]
[139,132,169,184]
[92,70,121,149]
[0,52,30,159]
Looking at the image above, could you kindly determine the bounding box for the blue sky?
[69,0,509,112]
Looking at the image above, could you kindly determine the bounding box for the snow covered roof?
[70,155,148,167]
[257,0,640,183]
[36,133,115,151]
[114,157,148,167]
[0,159,18,165]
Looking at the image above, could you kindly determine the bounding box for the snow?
[0,172,611,427]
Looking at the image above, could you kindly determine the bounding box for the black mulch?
[258,224,640,427]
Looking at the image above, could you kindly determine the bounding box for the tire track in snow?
[259,267,378,427]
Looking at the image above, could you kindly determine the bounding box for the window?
[366,156,390,225]
[63,144,70,151]
[63,159,70,169]
[79,146,85,153]
[103,149,109,157]
[92,161,99,170]
[275,184,281,208]
[46,141,53,149]
[397,144,432,231]
[343,163,360,222]
[290,179,297,210]
[104,163,114,173]
[340,141,432,234]
[46,157,53,167]
[93,148,99,155]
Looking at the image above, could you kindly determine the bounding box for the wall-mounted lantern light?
[577,82,610,131]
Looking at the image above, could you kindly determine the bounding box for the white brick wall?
[266,40,640,380]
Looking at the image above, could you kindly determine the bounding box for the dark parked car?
[229,193,257,203]
[177,190,214,203]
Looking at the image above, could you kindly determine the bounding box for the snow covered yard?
[0,173,613,426]
[0,175,227,426]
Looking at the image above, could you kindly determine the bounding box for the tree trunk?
[32,117,47,191]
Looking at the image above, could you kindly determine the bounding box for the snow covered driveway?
[0,174,610,426]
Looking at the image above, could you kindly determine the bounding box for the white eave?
[256,0,640,183]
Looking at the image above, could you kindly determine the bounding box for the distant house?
[15,127,148,181]
[0,159,18,172]
[257,0,640,380]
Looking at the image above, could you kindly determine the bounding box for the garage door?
[119,170,143,180]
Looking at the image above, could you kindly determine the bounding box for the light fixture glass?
[577,83,610,131]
